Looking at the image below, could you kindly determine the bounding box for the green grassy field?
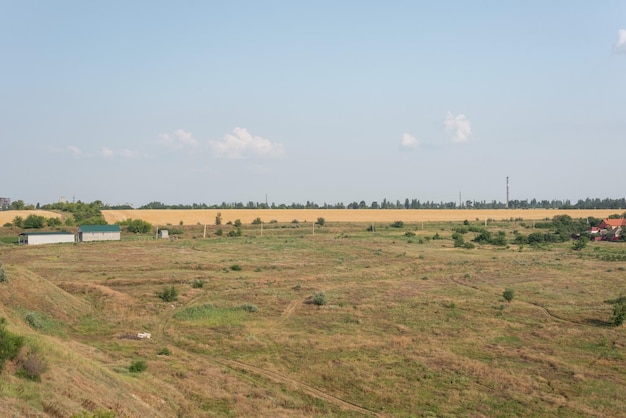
[0,220,625,417]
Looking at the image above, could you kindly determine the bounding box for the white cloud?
[443,112,472,143]
[209,127,285,159]
[400,133,419,150]
[101,147,114,158]
[159,129,198,147]
[67,145,82,158]
[119,149,135,158]
[615,29,626,53]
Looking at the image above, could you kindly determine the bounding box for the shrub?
[606,296,626,326]
[47,217,62,227]
[24,312,44,330]
[157,348,171,356]
[405,231,416,237]
[252,217,262,225]
[572,236,588,251]
[227,228,242,237]
[612,301,626,326]
[390,221,404,228]
[230,264,242,271]
[157,286,178,302]
[0,318,24,371]
[129,360,147,373]
[312,291,327,306]
[17,350,48,381]
[215,212,222,225]
[191,279,205,288]
[234,219,242,228]
[124,219,152,233]
[240,303,258,312]
[0,264,6,283]
[316,217,325,226]
[503,288,515,303]
[216,228,223,236]
[23,214,45,229]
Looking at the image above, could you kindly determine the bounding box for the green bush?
[572,236,588,251]
[251,217,262,225]
[157,348,171,356]
[606,296,626,326]
[157,286,178,302]
[390,221,404,228]
[216,228,223,236]
[47,217,62,227]
[0,264,6,283]
[23,214,45,229]
[312,291,327,306]
[24,312,44,330]
[240,303,258,312]
[0,318,24,371]
[503,288,515,303]
[129,360,147,373]
[121,219,152,233]
[234,219,242,228]
[316,217,325,226]
[230,264,242,271]
[612,301,626,326]
[191,279,205,288]
[405,231,416,237]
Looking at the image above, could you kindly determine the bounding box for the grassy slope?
[0,221,625,417]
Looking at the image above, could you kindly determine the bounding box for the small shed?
[158,229,169,239]
[18,231,75,246]
[78,225,121,242]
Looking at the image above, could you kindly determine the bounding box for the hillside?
[1,220,625,416]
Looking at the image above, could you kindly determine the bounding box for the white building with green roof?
[78,225,121,242]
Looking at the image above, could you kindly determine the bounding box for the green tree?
[124,219,152,233]
[47,217,62,227]
[12,216,23,228]
[23,214,45,229]
[10,200,25,210]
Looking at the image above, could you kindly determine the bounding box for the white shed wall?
[25,234,75,245]
[80,232,121,242]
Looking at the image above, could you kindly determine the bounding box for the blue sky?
[1,1,625,207]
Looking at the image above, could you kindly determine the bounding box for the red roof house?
[599,218,626,229]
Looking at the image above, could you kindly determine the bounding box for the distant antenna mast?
[506,177,510,209]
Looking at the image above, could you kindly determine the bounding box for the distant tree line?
[137,197,626,210]
[4,197,626,213]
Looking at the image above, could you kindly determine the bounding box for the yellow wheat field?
[0,210,64,225]
[100,208,622,226]
[0,209,621,227]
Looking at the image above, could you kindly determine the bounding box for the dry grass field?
[101,208,621,226]
[1,219,625,416]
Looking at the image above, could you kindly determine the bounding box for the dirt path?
[217,358,385,417]
[157,295,384,416]
[449,277,577,324]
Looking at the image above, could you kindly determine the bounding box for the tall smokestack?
[506,177,510,209]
